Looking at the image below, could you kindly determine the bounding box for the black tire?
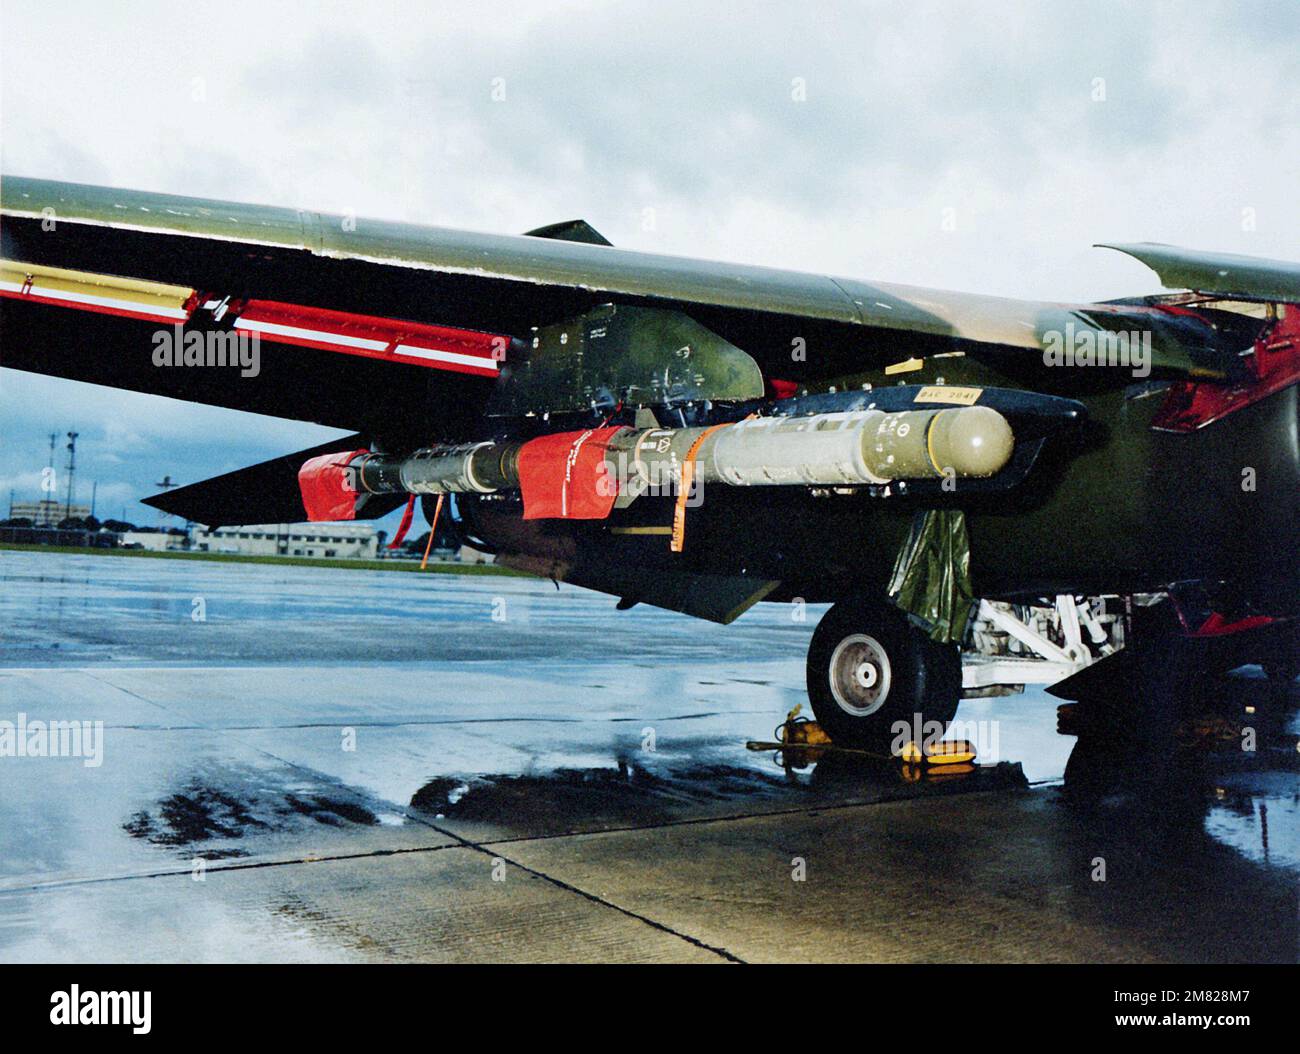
[806,598,961,751]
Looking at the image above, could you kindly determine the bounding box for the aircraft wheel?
[806,598,961,751]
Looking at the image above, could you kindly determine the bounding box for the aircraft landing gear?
[806,598,961,749]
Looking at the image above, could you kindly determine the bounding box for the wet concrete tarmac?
[1,550,1296,962]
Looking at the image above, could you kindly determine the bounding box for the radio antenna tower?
[154,475,180,527]
[63,432,79,522]
[44,433,57,523]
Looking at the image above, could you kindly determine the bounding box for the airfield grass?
[0,542,520,576]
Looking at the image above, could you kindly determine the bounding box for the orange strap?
[670,422,733,553]
[420,493,445,570]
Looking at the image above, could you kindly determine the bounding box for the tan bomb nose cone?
[928,406,1015,478]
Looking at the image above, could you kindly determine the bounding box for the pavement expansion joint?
[404,811,748,963]
[0,842,468,897]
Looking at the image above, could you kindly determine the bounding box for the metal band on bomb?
[355,442,523,495]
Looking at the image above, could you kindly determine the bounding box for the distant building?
[119,531,186,552]
[192,523,378,559]
[9,500,90,525]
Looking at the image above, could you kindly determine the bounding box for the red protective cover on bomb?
[517,428,623,520]
[298,449,369,521]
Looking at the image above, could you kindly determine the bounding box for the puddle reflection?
[1059,669,1300,872]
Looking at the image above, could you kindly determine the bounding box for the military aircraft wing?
[137,433,408,528]
[0,175,1259,441]
[1098,242,1300,303]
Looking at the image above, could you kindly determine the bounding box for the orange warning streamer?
[420,493,445,570]
[670,422,733,553]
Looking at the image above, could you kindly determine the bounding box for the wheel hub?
[828,633,893,717]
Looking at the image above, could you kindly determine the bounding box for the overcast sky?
[2,0,1297,523]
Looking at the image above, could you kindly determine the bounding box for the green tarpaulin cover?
[888,509,975,644]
